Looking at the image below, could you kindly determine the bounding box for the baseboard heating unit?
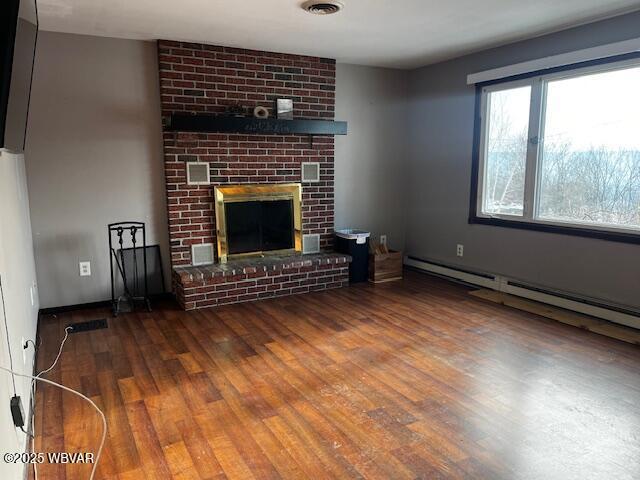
[404,255,640,330]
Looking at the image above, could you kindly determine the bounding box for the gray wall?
[25,12,640,310]
[0,151,40,479]
[24,33,411,308]
[25,32,169,309]
[406,11,640,310]
[335,64,408,251]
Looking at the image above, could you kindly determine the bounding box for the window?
[482,85,530,216]
[473,57,640,242]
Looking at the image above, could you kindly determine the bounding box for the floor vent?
[67,318,108,333]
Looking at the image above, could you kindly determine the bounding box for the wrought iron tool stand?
[108,221,152,316]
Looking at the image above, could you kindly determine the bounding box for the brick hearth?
[173,253,351,310]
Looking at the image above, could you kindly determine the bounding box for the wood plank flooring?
[32,271,640,479]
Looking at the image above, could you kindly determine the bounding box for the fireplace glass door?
[214,183,303,263]
[224,199,294,255]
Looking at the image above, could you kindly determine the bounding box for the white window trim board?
[467,37,640,85]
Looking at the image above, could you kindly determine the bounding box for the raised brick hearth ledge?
[172,252,351,310]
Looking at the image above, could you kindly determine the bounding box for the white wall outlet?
[379,235,387,247]
[456,244,464,257]
[21,337,27,365]
[79,261,91,276]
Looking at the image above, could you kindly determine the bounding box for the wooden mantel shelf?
[165,113,348,136]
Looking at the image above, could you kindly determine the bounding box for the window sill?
[468,215,640,245]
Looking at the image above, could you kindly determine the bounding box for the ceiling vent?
[302,1,343,15]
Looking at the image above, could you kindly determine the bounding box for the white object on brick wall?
[192,243,215,265]
[303,234,321,254]
[301,162,320,183]
[186,162,210,185]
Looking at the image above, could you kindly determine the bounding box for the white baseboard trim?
[404,256,640,330]
[404,256,497,289]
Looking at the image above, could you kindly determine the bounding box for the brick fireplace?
[158,40,350,309]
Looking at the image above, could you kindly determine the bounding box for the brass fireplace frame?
[214,183,303,263]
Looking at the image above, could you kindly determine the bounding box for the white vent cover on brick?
[301,162,320,183]
[303,234,320,254]
[192,243,215,266]
[186,162,210,185]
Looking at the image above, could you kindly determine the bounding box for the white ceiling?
[37,0,640,69]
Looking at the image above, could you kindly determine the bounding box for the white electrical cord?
[28,325,74,480]
[36,326,73,378]
[32,432,37,480]
[0,365,107,480]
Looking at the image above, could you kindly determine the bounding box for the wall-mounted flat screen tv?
[0,0,38,152]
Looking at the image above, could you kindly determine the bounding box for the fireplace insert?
[214,184,302,262]
[225,199,294,254]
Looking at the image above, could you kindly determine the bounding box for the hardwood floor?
[32,270,640,479]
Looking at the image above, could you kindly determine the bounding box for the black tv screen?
[0,0,38,152]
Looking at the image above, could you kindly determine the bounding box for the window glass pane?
[538,65,640,230]
[482,86,531,216]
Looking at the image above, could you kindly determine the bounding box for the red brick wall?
[158,40,336,267]
[172,254,350,310]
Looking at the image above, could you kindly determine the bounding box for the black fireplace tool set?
[108,222,152,316]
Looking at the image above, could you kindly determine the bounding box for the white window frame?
[475,57,640,237]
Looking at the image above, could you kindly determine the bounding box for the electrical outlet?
[379,235,387,247]
[79,261,91,277]
[21,337,27,365]
[456,244,464,257]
